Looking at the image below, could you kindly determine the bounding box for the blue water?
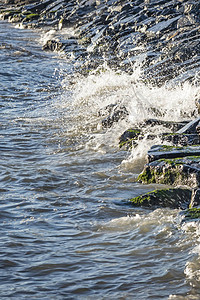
[1,20,200,300]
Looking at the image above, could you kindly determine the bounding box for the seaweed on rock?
[129,188,192,209]
[182,208,200,221]
[138,156,200,188]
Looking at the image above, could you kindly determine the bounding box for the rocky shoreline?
[1,0,200,219]
[1,0,200,82]
[106,104,200,218]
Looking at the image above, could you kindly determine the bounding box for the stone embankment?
[1,0,200,83]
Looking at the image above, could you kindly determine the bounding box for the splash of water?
[57,63,199,167]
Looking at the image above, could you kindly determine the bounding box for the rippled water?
[1,20,200,299]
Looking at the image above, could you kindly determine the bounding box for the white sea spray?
[55,64,199,169]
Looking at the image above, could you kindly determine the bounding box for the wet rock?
[99,104,129,128]
[136,117,200,205]
[182,207,200,221]
[0,9,21,20]
[142,119,189,132]
[4,0,37,4]
[98,104,116,118]
[23,0,54,13]
[2,0,200,83]
[43,40,64,51]
[147,145,200,163]
[119,119,191,149]
[177,117,200,134]
[161,133,200,146]
[129,188,191,209]
[119,128,142,149]
[43,38,78,52]
[138,156,200,188]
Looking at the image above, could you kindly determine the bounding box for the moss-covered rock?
[147,145,200,163]
[118,119,195,150]
[138,156,200,188]
[24,13,39,21]
[0,9,21,20]
[183,208,200,220]
[129,188,192,209]
[119,128,142,149]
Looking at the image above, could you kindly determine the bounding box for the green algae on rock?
[129,188,192,209]
[183,208,200,221]
[138,156,200,188]
[147,145,200,163]
[119,128,142,149]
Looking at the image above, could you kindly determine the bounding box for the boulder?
[141,119,189,132]
[138,156,200,188]
[119,128,142,149]
[177,116,200,134]
[129,188,192,209]
[161,133,199,146]
[98,104,129,128]
[147,145,200,163]
[119,119,191,149]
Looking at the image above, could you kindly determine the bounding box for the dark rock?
[161,133,200,146]
[177,117,200,134]
[129,188,192,209]
[138,156,200,188]
[142,119,189,132]
[2,0,200,83]
[0,9,21,20]
[98,104,117,117]
[4,0,37,4]
[99,104,129,128]
[42,40,65,51]
[119,119,194,150]
[23,0,54,13]
[147,145,200,163]
[182,207,200,221]
[119,128,142,149]
[42,38,78,52]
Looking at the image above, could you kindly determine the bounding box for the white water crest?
[55,62,200,169]
[98,208,176,232]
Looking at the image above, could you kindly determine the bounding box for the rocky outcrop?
[129,188,192,209]
[137,118,200,189]
[138,156,200,188]
[147,145,200,163]
[1,0,200,84]
[118,119,191,150]
[128,117,200,210]
[98,104,129,128]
